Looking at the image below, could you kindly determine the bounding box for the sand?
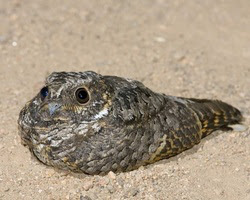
[0,0,250,199]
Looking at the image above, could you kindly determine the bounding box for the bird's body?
[18,71,243,175]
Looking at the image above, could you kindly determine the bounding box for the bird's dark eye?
[75,88,90,104]
[40,86,49,101]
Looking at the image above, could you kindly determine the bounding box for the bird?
[18,71,245,175]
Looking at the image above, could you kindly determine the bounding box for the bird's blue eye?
[40,86,49,100]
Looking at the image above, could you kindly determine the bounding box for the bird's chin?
[18,108,47,149]
[18,123,34,150]
[20,134,34,149]
[18,103,71,151]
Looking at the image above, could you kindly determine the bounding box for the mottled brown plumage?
[18,71,243,175]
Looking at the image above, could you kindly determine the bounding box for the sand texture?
[0,0,250,199]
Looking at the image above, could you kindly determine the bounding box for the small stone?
[83,180,93,191]
[12,41,17,47]
[80,195,92,200]
[174,166,179,171]
[45,169,55,177]
[116,177,124,187]
[198,146,203,152]
[130,188,139,196]
[235,168,240,172]
[108,171,116,180]
[97,177,110,187]
[122,192,129,199]
[107,185,115,193]
[65,194,70,200]
[183,170,190,175]
[154,37,166,43]
[173,51,186,62]
[138,165,145,171]
[241,130,250,138]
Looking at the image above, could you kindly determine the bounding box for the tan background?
[0,0,250,199]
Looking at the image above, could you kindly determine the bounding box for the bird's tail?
[187,98,244,138]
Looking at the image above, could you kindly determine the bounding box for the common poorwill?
[18,71,243,175]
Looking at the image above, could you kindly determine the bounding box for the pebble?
[116,177,125,188]
[97,177,110,187]
[130,188,139,196]
[235,168,240,172]
[107,185,115,193]
[83,180,93,191]
[65,194,70,200]
[154,37,166,43]
[45,169,55,177]
[80,195,92,200]
[241,130,250,138]
[173,51,186,62]
[197,146,203,152]
[108,171,116,180]
[12,41,17,47]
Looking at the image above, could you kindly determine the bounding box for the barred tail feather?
[187,98,243,138]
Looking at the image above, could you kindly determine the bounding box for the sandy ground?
[0,0,250,199]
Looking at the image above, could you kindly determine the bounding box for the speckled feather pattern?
[18,71,243,175]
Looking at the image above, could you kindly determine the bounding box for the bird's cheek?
[48,103,62,116]
[38,102,62,120]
